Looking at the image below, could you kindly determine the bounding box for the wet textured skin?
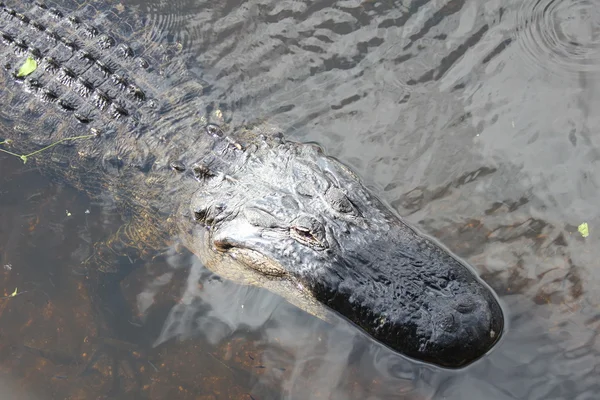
[0,0,504,368]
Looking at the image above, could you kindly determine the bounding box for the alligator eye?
[290,216,327,249]
[291,226,317,242]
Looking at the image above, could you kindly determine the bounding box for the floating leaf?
[17,57,38,77]
[9,288,18,297]
[578,223,589,238]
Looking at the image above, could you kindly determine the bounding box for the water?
[1,0,600,398]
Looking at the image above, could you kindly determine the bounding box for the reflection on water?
[2,0,600,398]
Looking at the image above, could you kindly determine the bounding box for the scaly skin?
[0,0,504,368]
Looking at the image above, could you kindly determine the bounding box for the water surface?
[1,0,599,398]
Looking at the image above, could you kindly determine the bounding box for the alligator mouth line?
[214,240,288,278]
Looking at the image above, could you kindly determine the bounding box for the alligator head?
[187,130,504,368]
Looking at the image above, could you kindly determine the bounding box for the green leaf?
[17,57,38,77]
[578,222,589,238]
[9,288,18,297]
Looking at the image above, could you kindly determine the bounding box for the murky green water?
[1,0,599,398]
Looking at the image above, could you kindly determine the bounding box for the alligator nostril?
[439,313,459,333]
[455,297,477,314]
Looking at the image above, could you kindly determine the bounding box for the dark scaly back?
[0,0,212,183]
[0,0,222,221]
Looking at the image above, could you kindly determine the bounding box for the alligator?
[0,0,504,369]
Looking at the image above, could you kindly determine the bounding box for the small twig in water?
[0,135,95,164]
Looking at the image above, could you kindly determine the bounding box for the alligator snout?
[306,231,505,369]
[423,287,503,367]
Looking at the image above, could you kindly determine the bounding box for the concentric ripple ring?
[515,0,600,76]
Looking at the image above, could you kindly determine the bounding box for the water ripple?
[516,0,600,76]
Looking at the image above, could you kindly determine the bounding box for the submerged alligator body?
[0,0,504,368]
